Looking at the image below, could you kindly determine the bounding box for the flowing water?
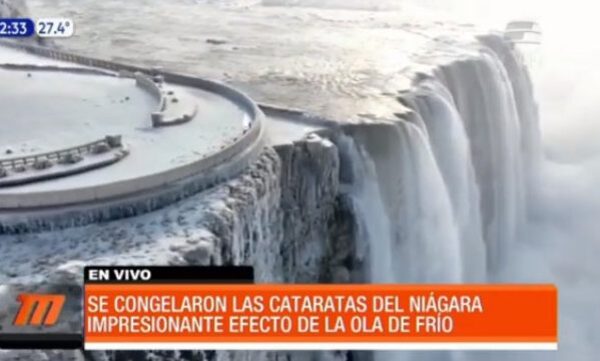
[407,79,486,281]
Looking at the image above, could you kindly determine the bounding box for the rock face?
[275,135,341,283]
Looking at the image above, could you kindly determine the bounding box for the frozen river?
[27,0,484,121]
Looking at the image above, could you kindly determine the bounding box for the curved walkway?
[0,40,267,234]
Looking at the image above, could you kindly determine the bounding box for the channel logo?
[13,294,66,327]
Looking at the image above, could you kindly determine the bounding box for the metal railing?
[0,135,122,169]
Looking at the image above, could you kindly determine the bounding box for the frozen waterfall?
[339,120,463,284]
[328,34,541,361]
[339,35,540,287]
[404,79,487,282]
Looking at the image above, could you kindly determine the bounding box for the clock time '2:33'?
[0,18,35,37]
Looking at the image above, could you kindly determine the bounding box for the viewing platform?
[0,40,266,233]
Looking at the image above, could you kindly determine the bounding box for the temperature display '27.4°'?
[36,18,74,38]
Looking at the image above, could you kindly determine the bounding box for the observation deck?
[0,40,266,233]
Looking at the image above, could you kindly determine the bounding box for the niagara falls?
[0,0,598,360]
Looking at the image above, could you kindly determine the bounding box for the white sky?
[414,0,596,53]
